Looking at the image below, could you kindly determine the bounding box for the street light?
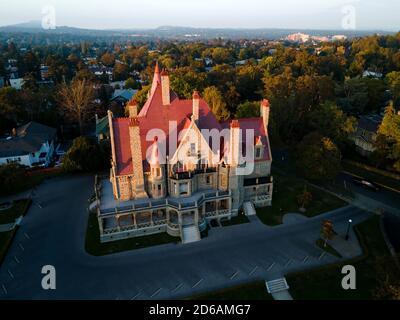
[345,219,353,240]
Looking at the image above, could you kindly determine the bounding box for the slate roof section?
[0,122,56,158]
[111,65,271,176]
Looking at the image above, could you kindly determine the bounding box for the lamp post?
[345,219,352,240]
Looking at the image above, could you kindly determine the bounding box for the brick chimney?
[127,98,138,117]
[260,99,270,129]
[229,120,241,166]
[192,91,200,121]
[129,117,147,198]
[161,69,170,106]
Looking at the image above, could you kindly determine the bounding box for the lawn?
[287,215,399,300]
[190,281,273,300]
[0,199,32,225]
[256,173,347,226]
[0,229,17,266]
[85,212,180,256]
[316,239,342,258]
[0,169,64,197]
[221,212,250,227]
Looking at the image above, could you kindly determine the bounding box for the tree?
[336,78,369,114]
[203,86,230,121]
[100,52,115,67]
[113,62,129,81]
[321,219,335,247]
[296,132,341,181]
[376,103,400,172]
[386,71,400,107]
[124,77,140,90]
[307,101,356,147]
[0,163,26,196]
[297,186,313,212]
[62,137,109,173]
[57,78,95,134]
[235,101,260,119]
[133,84,151,109]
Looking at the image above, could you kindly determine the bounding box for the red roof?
[112,65,270,176]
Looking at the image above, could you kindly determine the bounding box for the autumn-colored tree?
[321,219,335,247]
[296,132,341,181]
[297,186,313,211]
[307,101,356,147]
[100,52,115,67]
[203,86,230,122]
[58,78,95,134]
[376,103,400,172]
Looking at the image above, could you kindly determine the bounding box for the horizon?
[0,0,399,32]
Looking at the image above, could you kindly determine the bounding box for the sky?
[0,0,399,31]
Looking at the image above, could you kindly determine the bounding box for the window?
[190,143,196,155]
[255,147,262,159]
[156,168,161,177]
[179,182,189,195]
[158,184,162,191]
[206,175,212,185]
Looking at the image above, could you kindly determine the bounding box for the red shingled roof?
[112,65,270,176]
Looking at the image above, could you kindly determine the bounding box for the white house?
[0,122,57,167]
[9,78,25,90]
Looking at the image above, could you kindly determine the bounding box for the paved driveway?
[0,175,371,300]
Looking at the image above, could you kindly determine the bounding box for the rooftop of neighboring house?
[111,89,137,102]
[0,121,56,158]
[357,113,383,133]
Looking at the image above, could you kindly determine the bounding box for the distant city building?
[94,63,273,244]
[0,122,56,167]
[286,33,310,43]
[331,35,347,42]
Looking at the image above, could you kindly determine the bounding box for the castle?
[95,63,273,243]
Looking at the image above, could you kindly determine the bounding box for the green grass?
[342,161,400,192]
[1,170,64,197]
[316,239,342,258]
[85,212,179,256]
[189,281,273,300]
[0,199,31,225]
[287,215,399,300]
[0,229,17,266]
[256,173,347,226]
[221,213,250,226]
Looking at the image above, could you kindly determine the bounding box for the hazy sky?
[0,0,399,31]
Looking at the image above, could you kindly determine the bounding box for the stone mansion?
[94,63,273,243]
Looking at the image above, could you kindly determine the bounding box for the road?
[0,175,371,300]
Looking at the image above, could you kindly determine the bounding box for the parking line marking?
[1,284,7,295]
[7,270,14,280]
[267,262,275,271]
[249,266,258,276]
[192,279,203,288]
[230,271,239,280]
[172,283,184,293]
[18,243,24,251]
[131,292,141,300]
[319,252,326,260]
[24,233,30,240]
[150,288,162,298]
[302,256,309,263]
[285,259,293,267]
[14,256,20,264]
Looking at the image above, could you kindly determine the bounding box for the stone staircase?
[181,225,201,244]
[243,201,256,216]
[265,278,290,294]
